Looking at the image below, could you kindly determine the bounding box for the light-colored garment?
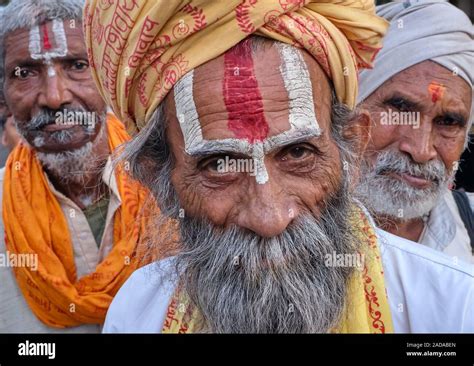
[357,0,474,125]
[103,228,474,333]
[83,0,388,132]
[0,158,121,333]
[145,205,395,334]
[378,229,473,333]
[418,191,474,264]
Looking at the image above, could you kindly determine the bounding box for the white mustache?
[374,150,447,184]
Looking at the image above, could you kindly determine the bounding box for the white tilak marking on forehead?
[252,142,268,185]
[28,19,68,78]
[174,70,204,153]
[271,43,321,146]
[174,46,321,185]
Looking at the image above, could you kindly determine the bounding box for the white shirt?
[419,190,474,264]
[0,158,122,333]
[103,228,474,333]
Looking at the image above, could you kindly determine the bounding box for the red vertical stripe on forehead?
[42,24,52,51]
[223,40,269,143]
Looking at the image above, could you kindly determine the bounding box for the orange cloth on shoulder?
[3,115,150,327]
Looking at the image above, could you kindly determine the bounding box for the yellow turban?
[84,0,388,134]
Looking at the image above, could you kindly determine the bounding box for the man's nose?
[398,118,437,164]
[37,69,73,110]
[235,181,298,238]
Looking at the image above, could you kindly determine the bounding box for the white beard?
[36,122,106,185]
[36,142,95,185]
[356,150,451,221]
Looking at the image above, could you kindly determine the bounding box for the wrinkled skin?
[2,20,110,208]
[359,60,472,241]
[164,44,371,237]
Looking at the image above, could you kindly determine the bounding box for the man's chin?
[370,187,441,221]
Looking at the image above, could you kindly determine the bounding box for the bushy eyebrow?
[190,131,322,159]
[382,93,423,111]
[6,53,88,71]
[437,111,468,126]
[6,60,43,71]
[383,92,469,125]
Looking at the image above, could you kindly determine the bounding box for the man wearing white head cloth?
[356,0,474,264]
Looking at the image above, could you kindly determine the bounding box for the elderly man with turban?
[356,0,474,264]
[0,0,155,332]
[85,0,473,333]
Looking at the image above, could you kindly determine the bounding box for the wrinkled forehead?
[171,41,332,156]
[4,19,85,71]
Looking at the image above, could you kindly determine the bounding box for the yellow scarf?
[162,205,393,333]
[3,115,150,327]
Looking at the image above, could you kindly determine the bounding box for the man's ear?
[342,109,371,158]
[341,109,372,191]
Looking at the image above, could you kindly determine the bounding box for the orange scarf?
[3,115,149,328]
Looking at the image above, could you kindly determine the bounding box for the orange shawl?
[3,115,149,327]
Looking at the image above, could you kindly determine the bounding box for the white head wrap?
[358,0,473,126]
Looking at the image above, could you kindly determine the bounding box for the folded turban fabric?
[84,0,387,134]
[358,0,474,125]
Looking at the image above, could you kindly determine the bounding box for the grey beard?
[174,180,359,334]
[35,121,106,185]
[16,107,99,148]
[356,150,451,221]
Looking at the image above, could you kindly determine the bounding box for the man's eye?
[385,97,411,112]
[13,68,33,80]
[200,155,232,173]
[71,60,89,71]
[282,145,313,161]
[202,158,221,172]
[435,116,465,128]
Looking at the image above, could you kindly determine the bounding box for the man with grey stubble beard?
[0,0,149,333]
[356,1,474,264]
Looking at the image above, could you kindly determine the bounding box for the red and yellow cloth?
[84,0,388,133]
[3,115,150,327]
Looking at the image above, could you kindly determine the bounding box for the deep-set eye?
[201,158,222,172]
[288,146,307,159]
[435,115,466,128]
[70,60,89,71]
[12,67,34,80]
[200,155,236,174]
[384,97,413,112]
[281,144,314,161]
